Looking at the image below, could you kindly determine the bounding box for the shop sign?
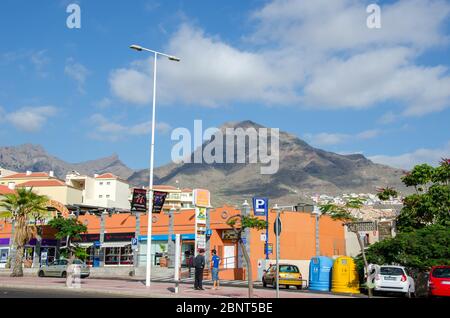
[222,230,238,240]
[104,232,135,242]
[193,189,211,207]
[195,207,208,252]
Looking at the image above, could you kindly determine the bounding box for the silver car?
[38,259,90,278]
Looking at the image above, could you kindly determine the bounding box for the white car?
[38,259,90,278]
[374,265,415,297]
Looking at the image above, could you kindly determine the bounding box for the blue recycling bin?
[309,256,334,292]
[93,257,100,268]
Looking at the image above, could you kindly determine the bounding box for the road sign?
[273,217,282,236]
[260,233,267,242]
[252,197,268,217]
[131,238,138,247]
[94,241,101,248]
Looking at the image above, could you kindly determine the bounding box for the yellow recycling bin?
[331,256,360,294]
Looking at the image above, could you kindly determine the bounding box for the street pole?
[314,206,320,256]
[174,234,181,294]
[145,52,158,288]
[129,44,180,288]
[274,204,281,299]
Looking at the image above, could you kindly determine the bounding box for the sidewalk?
[0,276,354,298]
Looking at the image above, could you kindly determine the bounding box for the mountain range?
[0,121,408,206]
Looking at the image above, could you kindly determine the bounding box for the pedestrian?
[211,249,221,290]
[194,249,205,290]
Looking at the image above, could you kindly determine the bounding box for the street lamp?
[129,44,180,288]
[273,204,281,299]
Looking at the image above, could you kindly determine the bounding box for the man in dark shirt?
[194,249,205,290]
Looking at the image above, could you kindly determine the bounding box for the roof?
[1,172,50,179]
[181,188,193,193]
[0,185,15,195]
[95,173,118,179]
[17,180,68,188]
[153,185,178,190]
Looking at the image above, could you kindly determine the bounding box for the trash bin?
[93,257,100,268]
[331,256,360,294]
[309,256,334,292]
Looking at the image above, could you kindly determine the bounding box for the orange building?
[0,204,346,280]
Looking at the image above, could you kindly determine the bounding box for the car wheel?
[296,285,302,290]
[405,289,412,298]
[285,285,290,289]
[262,278,267,288]
[61,271,67,278]
[38,270,45,277]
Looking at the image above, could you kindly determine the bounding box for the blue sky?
[0,0,449,170]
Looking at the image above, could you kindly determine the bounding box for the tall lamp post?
[129,44,180,287]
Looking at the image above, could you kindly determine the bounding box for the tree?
[360,224,450,271]
[378,159,450,232]
[0,188,49,277]
[320,198,374,297]
[48,216,87,264]
[227,215,267,298]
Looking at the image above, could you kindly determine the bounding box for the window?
[279,265,299,273]
[432,268,450,279]
[107,182,111,185]
[99,195,103,199]
[106,195,110,199]
[99,182,103,185]
[380,267,404,276]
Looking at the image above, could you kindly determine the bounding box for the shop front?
[0,238,9,268]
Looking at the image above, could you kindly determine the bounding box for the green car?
[38,259,90,278]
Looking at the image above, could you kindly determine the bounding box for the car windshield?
[380,267,404,276]
[59,260,68,266]
[280,265,299,273]
[432,268,450,278]
[73,260,83,265]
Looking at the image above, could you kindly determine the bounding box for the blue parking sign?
[252,197,268,217]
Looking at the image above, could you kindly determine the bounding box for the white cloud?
[369,141,450,169]
[110,24,300,107]
[5,106,58,132]
[65,58,90,93]
[305,129,381,147]
[108,0,450,116]
[88,114,171,141]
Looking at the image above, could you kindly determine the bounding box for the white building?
[0,167,18,178]
[66,172,131,210]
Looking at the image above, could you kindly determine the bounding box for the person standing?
[211,249,221,290]
[194,249,205,290]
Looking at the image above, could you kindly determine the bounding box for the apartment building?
[66,172,131,210]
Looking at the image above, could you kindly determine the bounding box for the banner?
[152,191,168,214]
[131,188,147,213]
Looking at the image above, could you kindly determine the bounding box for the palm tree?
[0,188,49,277]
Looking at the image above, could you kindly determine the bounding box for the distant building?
[0,167,17,179]
[17,179,82,205]
[66,172,131,210]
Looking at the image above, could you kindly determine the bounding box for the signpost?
[253,197,269,259]
[273,205,281,299]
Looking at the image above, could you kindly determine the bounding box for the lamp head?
[130,44,143,52]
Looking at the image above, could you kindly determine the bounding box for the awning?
[101,242,131,248]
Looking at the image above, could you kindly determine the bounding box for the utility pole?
[274,204,281,299]
[134,212,140,268]
[167,206,176,266]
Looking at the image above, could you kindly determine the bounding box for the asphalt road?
[0,286,128,298]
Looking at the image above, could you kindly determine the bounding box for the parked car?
[38,259,90,278]
[374,265,415,297]
[428,266,450,297]
[262,264,303,290]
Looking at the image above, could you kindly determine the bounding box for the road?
[0,286,126,298]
